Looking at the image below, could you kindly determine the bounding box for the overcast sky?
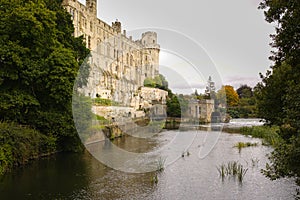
[79,0,275,93]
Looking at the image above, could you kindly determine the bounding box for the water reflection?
[0,130,298,199]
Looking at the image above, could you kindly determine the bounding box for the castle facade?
[63,0,167,117]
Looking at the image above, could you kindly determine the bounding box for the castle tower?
[62,0,97,17]
[86,0,97,17]
[141,32,160,77]
[112,20,122,34]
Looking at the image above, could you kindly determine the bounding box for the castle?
[62,0,167,119]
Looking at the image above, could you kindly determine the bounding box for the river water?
[0,127,298,199]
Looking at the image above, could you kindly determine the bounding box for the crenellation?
[64,0,165,118]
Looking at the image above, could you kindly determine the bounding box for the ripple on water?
[0,130,298,199]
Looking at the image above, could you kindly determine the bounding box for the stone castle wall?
[62,0,161,107]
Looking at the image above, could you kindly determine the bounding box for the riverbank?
[0,118,281,176]
[0,122,57,175]
[222,125,282,146]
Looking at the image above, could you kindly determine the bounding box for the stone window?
[88,36,91,49]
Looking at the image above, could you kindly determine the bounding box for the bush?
[239,126,282,146]
[0,122,56,175]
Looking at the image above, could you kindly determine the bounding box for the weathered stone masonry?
[63,0,167,118]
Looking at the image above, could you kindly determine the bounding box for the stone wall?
[92,86,168,120]
[186,99,215,123]
[62,0,160,104]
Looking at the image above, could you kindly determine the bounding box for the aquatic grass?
[234,142,258,153]
[217,161,248,183]
[234,142,258,148]
[153,157,166,183]
[225,161,238,176]
[156,157,166,172]
[224,126,282,147]
[217,164,226,179]
[237,164,248,182]
[231,161,238,176]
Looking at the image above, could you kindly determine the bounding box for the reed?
[217,161,248,183]
[234,142,258,153]
[217,164,226,179]
[237,165,248,182]
[156,157,166,172]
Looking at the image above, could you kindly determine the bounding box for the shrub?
[0,122,56,175]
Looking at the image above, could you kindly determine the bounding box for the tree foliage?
[144,74,168,90]
[257,0,300,186]
[259,0,300,65]
[166,93,188,118]
[0,0,89,151]
[0,121,56,175]
[236,84,253,99]
[217,85,239,107]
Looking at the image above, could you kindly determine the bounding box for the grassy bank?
[0,122,57,175]
[223,126,282,146]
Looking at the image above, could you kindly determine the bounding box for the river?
[0,126,298,199]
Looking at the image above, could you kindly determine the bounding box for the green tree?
[255,63,291,125]
[0,0,89,151]
[257,0,300,187]
[236,84,253,99]
[259,0,300,66]
[166,95,181,118]
[144,74,168,90]
[166,93,188,118]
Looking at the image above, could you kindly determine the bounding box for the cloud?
[223,76,261,89]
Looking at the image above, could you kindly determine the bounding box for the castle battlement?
[63,0,164,113]
[62,0,159,52]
